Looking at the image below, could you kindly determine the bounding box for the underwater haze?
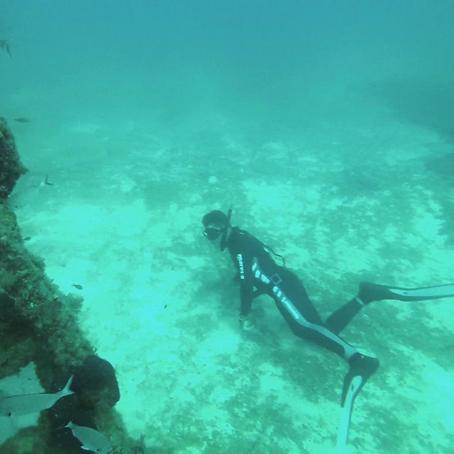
[2,0,454,452]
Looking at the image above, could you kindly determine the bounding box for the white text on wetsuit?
[236,254,245,279]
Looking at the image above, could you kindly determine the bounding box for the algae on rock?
[0,117,27,199]
[0,118,137,453]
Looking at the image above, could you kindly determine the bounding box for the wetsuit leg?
[272,271,380,404]
[325,298,364,335]
[272,270,358,361]
[325,281,454,335]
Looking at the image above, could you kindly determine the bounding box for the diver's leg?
[273,270,353,358]
[325,297,365,335]
[273,277,379,404]
[276,297,361,362]
[325,282,454,335]
[275,271,376,357]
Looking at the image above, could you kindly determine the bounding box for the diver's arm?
[235,252,254,316]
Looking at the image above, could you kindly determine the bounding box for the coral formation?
[0,118,136,452]
[0,117,27,198]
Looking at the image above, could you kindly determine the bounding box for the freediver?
[201,209,454,406]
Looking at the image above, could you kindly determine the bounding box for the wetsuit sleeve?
[235,252,254,316]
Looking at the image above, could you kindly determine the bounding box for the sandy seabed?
[9,114,454,453]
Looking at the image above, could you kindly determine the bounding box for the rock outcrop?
[0,118,137,453]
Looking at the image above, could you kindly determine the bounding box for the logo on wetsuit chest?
[236,254,245,279]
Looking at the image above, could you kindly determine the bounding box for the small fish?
[13,117,30,123]
[39,174,54,187]
[0,40,12,57]
[0,375,74,417]
[65,421,113,454]
[72,284,83,290]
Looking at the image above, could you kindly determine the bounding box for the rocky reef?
[0,118,141,453]
[0,117,27,199]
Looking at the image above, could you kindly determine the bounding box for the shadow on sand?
[374,78,454,143]
[372,77,454,178]
[371,77,454,245]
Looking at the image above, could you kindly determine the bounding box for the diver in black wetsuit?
[202,209,454,405]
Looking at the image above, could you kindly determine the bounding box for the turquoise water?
[2,1,454,452]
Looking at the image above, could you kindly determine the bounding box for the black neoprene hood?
[202,210,228,229]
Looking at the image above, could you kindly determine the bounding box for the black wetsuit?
[225,225,454,363]
[226,227,358,360]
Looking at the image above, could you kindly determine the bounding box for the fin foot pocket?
[358,282,395,303]
[341,353,379,406]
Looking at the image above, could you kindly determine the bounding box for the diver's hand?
[239,314,254,331]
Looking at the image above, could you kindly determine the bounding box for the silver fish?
[0,40,11,57]
[65,421,113,454]
[0,375,73,417]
